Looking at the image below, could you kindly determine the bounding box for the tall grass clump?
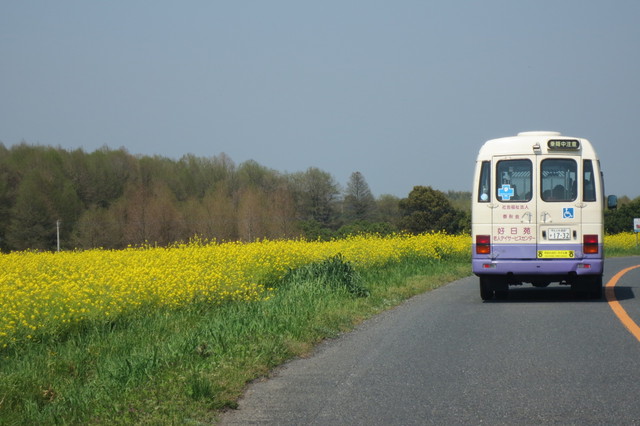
[278,254,370,297]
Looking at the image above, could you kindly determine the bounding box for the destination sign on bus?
[547,139,580,150]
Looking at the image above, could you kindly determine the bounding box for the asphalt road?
[219,256,640,425]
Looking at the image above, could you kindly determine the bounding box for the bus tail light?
[476,235,491,254]
[583,234,599,254]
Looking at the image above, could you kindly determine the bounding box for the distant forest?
[0,143,472,252]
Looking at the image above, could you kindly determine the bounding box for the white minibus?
[472,131,616,300]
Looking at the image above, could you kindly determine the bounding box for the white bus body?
[471,131,615,300]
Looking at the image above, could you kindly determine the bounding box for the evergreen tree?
[343,171,376,222]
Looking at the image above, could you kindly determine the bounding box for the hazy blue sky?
[2,1,639,198]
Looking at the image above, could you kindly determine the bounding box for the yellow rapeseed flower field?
[604,232,638,252]
[0,233,470,348]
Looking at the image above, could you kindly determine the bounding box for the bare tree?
[237,186,265,241]
[204,184,237,242]
[266,184,298,238]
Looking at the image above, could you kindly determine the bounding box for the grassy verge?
[0,255,470,425]
[607,247,640,257]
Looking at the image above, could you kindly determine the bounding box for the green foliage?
[399,186,467,234]
[290,167,341,227]
[7,173,54,250]
[457,210,472,234]
[4,147,83,250]
[68,147,132,208]
[71,205,122,249]
[445,190,471,213]
[376,194,402,228]
[0,142,479,251]
[297,220,337,241]
[605,196,640,234]
[337,220,396,237]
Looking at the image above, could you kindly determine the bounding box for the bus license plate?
[548,228,571,240]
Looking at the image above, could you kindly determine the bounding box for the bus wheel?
[480,277,494,301]
[590,275,603,299]
[495,289,509,300]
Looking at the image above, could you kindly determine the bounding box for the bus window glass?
[496,159,531,202]
[583,160,596,202]
[541,159,577,202]
[478,161,490,202]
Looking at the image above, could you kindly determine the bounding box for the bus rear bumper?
[472,258,604,277]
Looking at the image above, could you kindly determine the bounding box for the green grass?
[0,254,470,424]
[606,246,640,258]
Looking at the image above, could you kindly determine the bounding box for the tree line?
[0,143,471,252]
[605,196,640,234]
[3,142,637,252]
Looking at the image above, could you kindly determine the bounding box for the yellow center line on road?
[605,265,640,342]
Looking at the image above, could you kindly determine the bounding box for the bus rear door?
[491,155,538,262]
[536,156,582,262]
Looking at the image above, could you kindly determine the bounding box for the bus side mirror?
[607,195,618,210]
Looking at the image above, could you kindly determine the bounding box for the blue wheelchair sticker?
[562,208,575,219]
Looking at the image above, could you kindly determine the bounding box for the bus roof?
[477,131,598,159]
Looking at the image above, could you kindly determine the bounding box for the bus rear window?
[583,160,596,202]
[496,159,531,202]
[478,161,490,202]
[541,159,577,202]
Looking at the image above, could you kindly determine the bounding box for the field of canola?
[2,232,636,349]
[0,233,470,348]
[604,232,639,252]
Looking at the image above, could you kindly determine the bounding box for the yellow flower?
[0,233,470,347]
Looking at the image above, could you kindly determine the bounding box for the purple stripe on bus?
[472,243,604,259]
[472,243,604,275]
[491,244,538,259]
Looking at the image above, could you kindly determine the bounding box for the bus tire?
[495,289,509,300]
[480,277,494,301]
[590,275,603,299]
